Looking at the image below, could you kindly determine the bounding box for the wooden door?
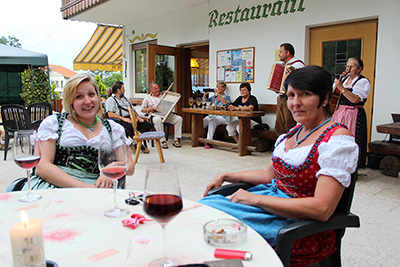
[309,19,378,144]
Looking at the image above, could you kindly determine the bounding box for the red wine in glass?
[102,166,127,180]
[144,194,182,224]
[14,155,41,169]
[13,130,42,202]
[98,134,130,218]
[144,164,183,267]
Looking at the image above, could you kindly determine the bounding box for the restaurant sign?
[209,0,305,28]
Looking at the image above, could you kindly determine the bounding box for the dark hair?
[284,65,332,114]
[280,43,295,56]
[112,81,124,94]
[239,82,251,92]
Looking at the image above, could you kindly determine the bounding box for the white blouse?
[273,134,358,187]
[37,114,131,149]
[343,76,371,100]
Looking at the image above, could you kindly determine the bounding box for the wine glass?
[188,97,194,108]
[13,130,42,202]
[206,99,211,109]
[196,97,202,108]
[143,164,183,267]
[98,134,129,218]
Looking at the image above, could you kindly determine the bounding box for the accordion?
[267,63,295,94]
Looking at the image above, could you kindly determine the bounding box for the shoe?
[129,143,137,153]
[172,140,181,148]
[161,141,169,149]
[205,144,213,149]
[141,146,150,154]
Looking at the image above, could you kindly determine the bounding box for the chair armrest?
[207,182,255,196]
[275,213,360,267]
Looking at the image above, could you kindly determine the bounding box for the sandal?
[172,140,181,148]
[161,141,169,149]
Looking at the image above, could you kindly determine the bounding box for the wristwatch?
[239,107,241,111]
[341,88,346,93]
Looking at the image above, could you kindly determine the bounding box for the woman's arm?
[334,78,361,103]
[230,174,345,221]
[36,139,102,188]
[203,162,275,197]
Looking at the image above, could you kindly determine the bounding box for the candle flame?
[20,210,29,227]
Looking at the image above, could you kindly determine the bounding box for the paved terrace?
[1,135,399,266]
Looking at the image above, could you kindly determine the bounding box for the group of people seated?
[20,57,365,266]
[202,81,262,148]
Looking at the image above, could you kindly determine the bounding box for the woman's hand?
[227,104,235,111]
[93,174,113,188]
[230,189,258,206]
[203,173,226,197]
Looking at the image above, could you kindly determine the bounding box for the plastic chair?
[6,177,27,192]
[27,102,52,130]
[128,106,165,164]
[207,172,360,267]
[1,104,29,160]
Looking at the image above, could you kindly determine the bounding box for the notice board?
[216,47,254,83]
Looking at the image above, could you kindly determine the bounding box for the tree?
[95,75,107,97]
[20,68,50,106]
[0,35,21,48]
[103,72,122,88]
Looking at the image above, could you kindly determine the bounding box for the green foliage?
[103,72,123,88]
[156,62,174,92]
[20,68,50,106]
[0,35,21,48]
[51,83,60,99]
[95,75,107,96]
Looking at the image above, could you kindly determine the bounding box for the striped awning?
[74,25,123,72]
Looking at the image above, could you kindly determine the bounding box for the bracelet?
[341,88,346,93]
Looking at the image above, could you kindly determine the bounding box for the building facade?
[62,0,400,142]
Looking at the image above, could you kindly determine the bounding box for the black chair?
[207,172,360,267]
[27,102,52,130]
[6,177,27,192]
[1,104,29,160]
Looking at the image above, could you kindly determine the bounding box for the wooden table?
[376,122,400,137]
[369,122,400,158]
[182,108,265,156]
[0,189,283,267]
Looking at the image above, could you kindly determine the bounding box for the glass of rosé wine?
[13,130,42,202]
[143,164,183,267]
[98,134,129,218]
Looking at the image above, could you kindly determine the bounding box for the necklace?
[293,117,331,149]
[76,116,98,132]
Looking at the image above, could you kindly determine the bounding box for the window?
[323,39,361,78]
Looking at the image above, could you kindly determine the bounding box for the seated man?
[105,81,152,153]
[141,82,183,149]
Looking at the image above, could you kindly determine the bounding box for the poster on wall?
[217,47,254,83]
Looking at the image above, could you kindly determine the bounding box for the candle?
[9,210,46,267]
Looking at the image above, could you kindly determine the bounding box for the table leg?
[238,117,251,156]
[191,114,204,147]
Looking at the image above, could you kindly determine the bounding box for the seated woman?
[202,81,231,149]
[23,73,134,190]
[226,82,262,143]
[199,66,358,266]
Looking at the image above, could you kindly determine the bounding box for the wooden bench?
[214,104,278,150]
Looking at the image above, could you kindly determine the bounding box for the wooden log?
[379,155,400,177]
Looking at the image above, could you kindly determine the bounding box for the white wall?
[123,0,400,141]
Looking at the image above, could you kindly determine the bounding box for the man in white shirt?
[275,43,305,135]
[141,82,183,149]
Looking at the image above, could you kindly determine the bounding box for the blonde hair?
[63,73,104,120]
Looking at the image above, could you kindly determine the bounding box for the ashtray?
[203,219,247,247]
